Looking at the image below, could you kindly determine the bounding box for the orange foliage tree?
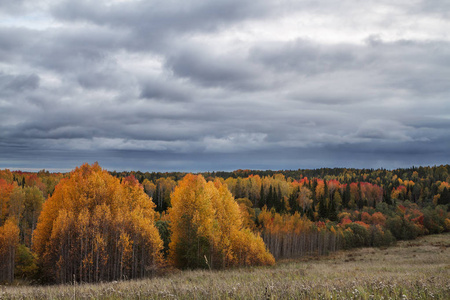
[0,218,20,283]
[258,209,341,259]
[32,163,163,283]
[168,174,274,269]
[0,179,15,225]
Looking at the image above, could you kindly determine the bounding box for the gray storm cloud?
[0,0,449,171]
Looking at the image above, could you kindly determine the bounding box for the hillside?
[2,233,449,299]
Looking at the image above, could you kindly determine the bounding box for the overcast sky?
[1,0,449,172]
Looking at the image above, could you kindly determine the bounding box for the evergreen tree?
[328,196,338,221]
[153,184,161,212]
[259,184,265,208]
[289,187,300,213]
[276,185,283,212]
[318,196,328,220]
[343,184,351,208]
[357,182,364,209]
[438,187,450,206]
[311,179,318,204]
[267,185,273,209]
[384,188,392,205]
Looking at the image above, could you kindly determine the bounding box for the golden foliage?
[32,163,163,283]
[0,218,20,282]
[168,174,274,269]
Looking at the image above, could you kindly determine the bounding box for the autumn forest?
[0,163,449,284]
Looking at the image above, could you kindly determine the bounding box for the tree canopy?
[168,174,274,269]
[32,163,163,283]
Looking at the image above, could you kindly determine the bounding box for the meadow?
[1,233,448,299]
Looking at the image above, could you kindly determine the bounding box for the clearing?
[1,233,449,299]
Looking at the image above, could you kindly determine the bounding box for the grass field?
[1,233,449,299]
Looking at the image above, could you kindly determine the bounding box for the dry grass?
[1,233,449,299]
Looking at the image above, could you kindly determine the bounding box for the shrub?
[343,223,369,248]
[370,225,395,247]
[422,207,446,234]
[14,244,38,280]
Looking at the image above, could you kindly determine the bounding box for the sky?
[1,0,449,172]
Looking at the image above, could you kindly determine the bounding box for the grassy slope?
[2,234,449,299]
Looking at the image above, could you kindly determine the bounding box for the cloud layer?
[1,0,449,171]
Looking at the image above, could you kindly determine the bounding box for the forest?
[0,163,449,284]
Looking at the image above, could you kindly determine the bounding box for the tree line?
[0,164,274,284]
[0,164,449,283]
